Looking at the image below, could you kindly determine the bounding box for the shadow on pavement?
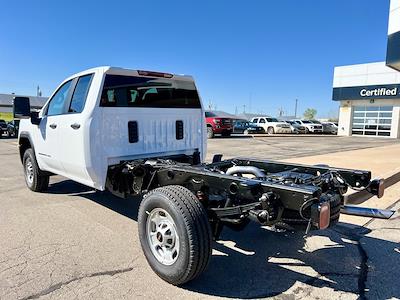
[49,179,399,299]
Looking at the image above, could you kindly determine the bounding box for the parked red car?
[205,111,234,138]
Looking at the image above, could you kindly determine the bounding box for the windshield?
[205,112,217,117]
[310,120,321,124]
[302,120,312,124]
[266,117,279,122]
[100,75,201,108]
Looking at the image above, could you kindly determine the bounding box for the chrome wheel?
[25,158,34,185]
[146,208,179,265]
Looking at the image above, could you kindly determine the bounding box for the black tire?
[305,127,310,134]
[23,148,49,192]
[207,127,214,139]
[138,185,212,285]
[267,127,275,135]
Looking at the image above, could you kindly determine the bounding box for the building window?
[351,105,393,137]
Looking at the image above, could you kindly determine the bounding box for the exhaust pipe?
[341,205,394,219]
[225,166,266,178]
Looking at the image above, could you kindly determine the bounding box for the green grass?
[0,112,13,122]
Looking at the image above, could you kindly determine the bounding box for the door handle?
[70,123,81,130]
[49,124,57,129]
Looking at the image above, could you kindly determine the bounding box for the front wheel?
[267,127,275,135]
[138,185,212,285]
[23,148,49,192]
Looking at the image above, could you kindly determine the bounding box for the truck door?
[56,74,95,187]
[34,80,74,173]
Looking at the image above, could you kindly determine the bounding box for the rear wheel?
[138,185,212,285]
[23,148,49,192]
[207,127,214,139]
[243,129,249,135]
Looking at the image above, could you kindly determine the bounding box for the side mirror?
[13,97,31,119]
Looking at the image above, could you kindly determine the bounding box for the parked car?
[250,117,291,134]
[205,111,233,138]
[7,120,20,137]
[0,119,7,137]
[233,120,265,135]
[285,120,306,134]
[291,119,323,134]
[322,122,338,135]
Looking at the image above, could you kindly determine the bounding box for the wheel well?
[206,124,212,128]
[19,137,32,162]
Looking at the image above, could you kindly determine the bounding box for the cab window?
[47,80,73,116]
[253,118,259,123]
[259,118,266,123]
[69,74,93,113]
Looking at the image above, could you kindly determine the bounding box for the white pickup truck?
[14,66,391,285]
[250,116,292,134]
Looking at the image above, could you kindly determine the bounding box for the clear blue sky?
[0,0,390,118]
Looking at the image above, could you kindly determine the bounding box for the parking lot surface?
[0,137,399,299]
[206,135,399,161]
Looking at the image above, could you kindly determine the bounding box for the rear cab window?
[100,74,201,108]
[69,74,93,113]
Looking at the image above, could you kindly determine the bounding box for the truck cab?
[16,67,206,191]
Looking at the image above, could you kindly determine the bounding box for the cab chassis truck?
[14,67,393,285]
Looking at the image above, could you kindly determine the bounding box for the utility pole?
[278,106,284,117]
[243,105,246,114]
[294,98,298,118]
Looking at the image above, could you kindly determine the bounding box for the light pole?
[294,99,298,118]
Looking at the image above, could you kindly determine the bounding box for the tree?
[303,108,317,120]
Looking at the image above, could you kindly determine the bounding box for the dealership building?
[0,93,47,120]
[333,0,400,138]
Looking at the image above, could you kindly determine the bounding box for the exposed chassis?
[107,154,391,239]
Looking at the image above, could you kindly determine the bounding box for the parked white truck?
[250,117,292,134]
[14,67,392,285]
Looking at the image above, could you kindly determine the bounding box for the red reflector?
[137,70,173,78]
[319,202,330,230]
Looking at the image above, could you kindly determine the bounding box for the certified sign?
[333,84,400,101]
[360,87,398,97]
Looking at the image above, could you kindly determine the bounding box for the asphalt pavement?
[0,136,399,299]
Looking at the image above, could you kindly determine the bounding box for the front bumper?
[213,126,232,134]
